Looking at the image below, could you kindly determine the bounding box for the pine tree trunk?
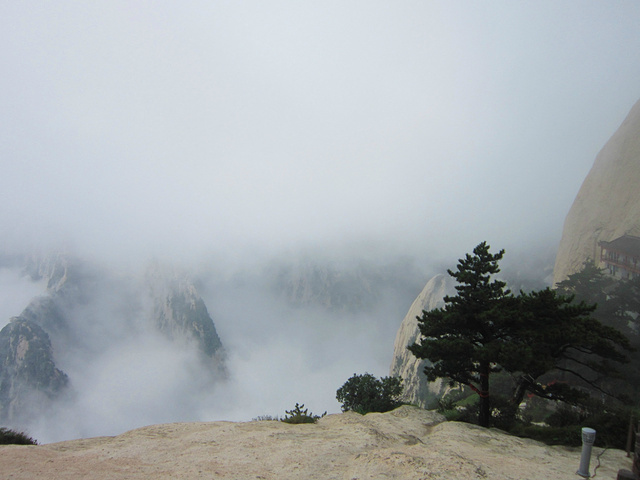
[478,362,491,428]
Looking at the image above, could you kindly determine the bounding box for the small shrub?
[436,397,462,421]
[252,415,279,421]
[281,403,326,424]
[0,428,38,445]
[541,402,633,448]
[436,397,456,413]
[336,373,403,414]
[442,408,462,421]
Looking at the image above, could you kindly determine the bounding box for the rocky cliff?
[145,263,225,363]
[0,255,226,425]
[389,274,455,408]
[0,317,68,422]
[554,98,640,284]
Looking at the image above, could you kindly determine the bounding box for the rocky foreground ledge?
[0,406,631,479]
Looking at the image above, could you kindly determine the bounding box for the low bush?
[437,394,635,448]
[281,403,326,424]
[0,428,38,445]
[336,373,403,414]
[543,403,634,449]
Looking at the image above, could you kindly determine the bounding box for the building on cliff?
[599,234,640,279]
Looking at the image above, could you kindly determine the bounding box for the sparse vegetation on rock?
[0,427,37,445]
[281,403,325,424]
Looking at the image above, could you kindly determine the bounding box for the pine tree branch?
[565,345,596,355]
[553,366,615,397]
[562,354,602,371]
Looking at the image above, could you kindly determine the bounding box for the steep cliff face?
[20,255,225,362]
[554,98,640,284]
[145,264,225,362]
[0,317,68,422]
[389,274,455,408]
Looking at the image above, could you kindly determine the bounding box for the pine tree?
[504,287,630,406]
[408,242,510,427]
[409,242,632,428]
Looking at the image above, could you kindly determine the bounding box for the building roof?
[599,234,640,257]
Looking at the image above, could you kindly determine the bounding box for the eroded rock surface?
[0,406,630,480]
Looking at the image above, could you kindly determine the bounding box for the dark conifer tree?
[410,243,632,428]
[409,242,510,427]
[504,288,630,406]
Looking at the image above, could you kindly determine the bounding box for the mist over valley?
[1,2,639,444]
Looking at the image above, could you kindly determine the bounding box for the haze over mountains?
[0,255,227,441]
[1,2,640,445]
[0,230,561,443]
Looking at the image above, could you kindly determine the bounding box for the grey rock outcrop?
[389,274,455,408]
[0,317,69,422]
[554,98,640,284]
[145,263,225,363]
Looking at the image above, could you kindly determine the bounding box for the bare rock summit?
[0,405,631,479]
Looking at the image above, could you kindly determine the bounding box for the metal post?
[577,427,596,478]
[626,415,634,458]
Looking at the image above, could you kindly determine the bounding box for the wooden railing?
[602,256,640,275]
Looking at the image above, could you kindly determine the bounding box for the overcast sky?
[2,1,640,266]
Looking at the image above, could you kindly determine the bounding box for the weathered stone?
[0,405,631,479]
[554,98,640,284]
[0,317,69,423]
[389,274,455,407]
[617,469,638,480]
[145,263,225,363]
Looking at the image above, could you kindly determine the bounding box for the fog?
[1,2,640,442]
[0,268,47,328]
[1,255,431,443]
